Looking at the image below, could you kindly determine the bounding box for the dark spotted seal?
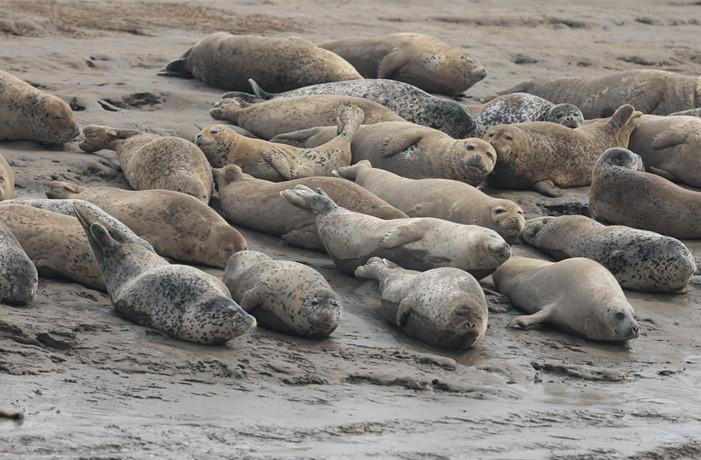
[0,223,37,306]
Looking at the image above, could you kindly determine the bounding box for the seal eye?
[494,208,506,215]
[615,312,626,321]
[210,128,220,135]
[466,144,475,151]
[505,135,513,142]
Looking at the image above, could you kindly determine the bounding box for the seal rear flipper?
[333,160,373,180]
[533,180,563,197]
[157,57,193,78]
[507,304,555,329]
[263,150,296,180]
[335,105,365,139]
[279,185,338,214]
[354,257,399,280]
[248,78,276,100]
[380,221,429,248]
[377,49,409,79]
[380,131,423,157]
[219,91,264,104]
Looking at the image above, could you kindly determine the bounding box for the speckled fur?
[0,153,14,201]
[0,223,37,306]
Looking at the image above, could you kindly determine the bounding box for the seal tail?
[44,180,85,199]
[332,160,372,180]
[279,185,338,215]
[248,79,276,100]
[336,105,365,139]
[354,257,400,280]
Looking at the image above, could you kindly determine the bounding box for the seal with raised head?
[493,256,639,342]
[79,125,213,203]
[281,185,511,277]
[0,223,38,306]
[73,201,256,345]
[522,215,697,293]
[334,160,524,242]
[158,32,361,91]
[0,153,14,201]
[320,33,486,96]
[214,165,406,251]
[0,69,80,144]
[590,148,701,239]
[224,250,342,338]
[355,257,488,350]
[486,104,640,196]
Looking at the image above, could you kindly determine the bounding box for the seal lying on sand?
[0,153,14,201]
[355,257,488,350]
[0,223,37,306]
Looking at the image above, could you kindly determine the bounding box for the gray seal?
[0,223,38,306]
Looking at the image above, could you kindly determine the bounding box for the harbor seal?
[334,161,524,242]
[320,33,486,95]
[498,69,701,118]
[493,256,639,342]
[0,69,80,145]
[214,165,406,251]
[486,104,641,196]
[72,201,256,345]
[522,215,696,293]
[158,32,361,91]
[355,257,487,350]
[79,125,213,203]
[0,153,14,201]
[0,223,37,306]
[590,148,701,239]
[281,185,511,277]
[224,251,342,338]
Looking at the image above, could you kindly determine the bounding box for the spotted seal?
[0,153,14,201]
[0,223,37,306]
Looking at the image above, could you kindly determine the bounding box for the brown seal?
[0,153,14,201]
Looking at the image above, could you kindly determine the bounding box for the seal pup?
[355,257,488,350]
[158,32,361,91]
[214,165,406,251]
[72,201,256,345]
[0,223,38,306]
[0,69,80,144]
[486,104,641,196]
[590,148,701,239]
[493,257,639,342]
[334,161,524,242]
[79,125,213,203]
[522,215,697,293]
[0,153,14,201]
[320,33,486,95]
[224,251,342,338]
[281,185,511,277]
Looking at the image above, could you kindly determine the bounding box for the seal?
[158,32,361,91]
[280,185,511,277]
[0,223,38,306]
[72,201,256,345]
[320,33,486,96]
[0,153,14,201]
[590,147,701,239]
[522,215,697,293]
[486,104,641,196]
[214,165,406,251]
[334,160,524,242]
[498,69,701,118]
[0,69,80,144]
[493,256,639,342]
[224,250,342,338]
[628,114,701,188]
[195,105,364,180]
[355,257,488,350]
[79,125,213,203]
[670,108,701,117]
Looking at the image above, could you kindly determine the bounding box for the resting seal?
[281,185,511,277]
[80,125,213,203]
[590,148,701,239]
[355,257,487,350]
[493,256,639,342]
[486,104,640,196]
[320,33,486,96]
[0,153,14,201]
[224,250,342,338]
[334,160,524,242]
[0,223,37,306]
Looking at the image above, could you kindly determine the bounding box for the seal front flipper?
[395,296,416,327]
[377,49,409,79]
[281,225,324,250]
[650,128,688,150]
[380,131,424,157]
[240,287,262,312]
[647,166,678,182]
[380,221,429,248]
[507,304,555,329]
[263,150,296,180]
[270,127,334,148]
[533,180,563,197]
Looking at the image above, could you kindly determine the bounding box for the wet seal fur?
[0,223,38,306]
[0,153,14,201]
[224,250,342,338]
[493,256,639,342]
[355,257,488,350]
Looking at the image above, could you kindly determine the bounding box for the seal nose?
[488,240,511,263]
[630,324,639,338]
[474,67,487,80]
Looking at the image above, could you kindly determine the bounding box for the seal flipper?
[263,150,296,180]
[380,132,424,157]
[647,166,678,182]
[280,185,338,215]
[377,49,409,79]
[395,296,416,327]
[157,53,192,78]
[508,304,555,329]
[240,287,262,312]
[248,79,276,100]
[281,225,323,251]
[271,127,335,148]
[380,221,429,249]
[533,180,563,197]
[333,160,373,180]
[651,128,688,150]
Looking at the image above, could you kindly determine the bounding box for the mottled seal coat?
[0,69,80,144]
[195,105,364,180]
[522,216,696,293]
[72,201,256,345]
[355,257,487,350]
[320,33,486,96]
[281,185,511,277]
[0,153,14,201]
[224,251,342,338]
[486,104,641,196]
[272,121,495,186]
[214,165,406,251]
[590,148,701,239]
[493,257,639,342]
[0,223,38,306]
[499,69,701,118]
[158,32,361,91]
[334,161,524,243]
[628,114,701,188]
[79,125,213,203]
[210,95,404,139]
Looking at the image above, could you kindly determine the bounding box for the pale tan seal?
[224,250,342,338]
[493,256,639,342]
[79,125,213,203]
[0,223,37,306]
[158,32,361,91]
[0,153,14,201]
[320,33,486,96]
[334,160,524,243]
